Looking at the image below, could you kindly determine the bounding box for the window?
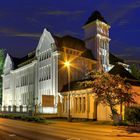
[83,97,86,113]
[48,65,51,79]
[39,50,51,62]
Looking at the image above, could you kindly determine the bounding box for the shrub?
[14,115,22,120]
[125,106,140,126]
[0,114,46,123]
[113,121,129,126]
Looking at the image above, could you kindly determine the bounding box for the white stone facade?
[2,29,59,114]
[2,28,96,114]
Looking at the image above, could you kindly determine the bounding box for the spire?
[85,10,107,25]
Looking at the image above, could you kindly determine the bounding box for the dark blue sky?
[0,0,140,63]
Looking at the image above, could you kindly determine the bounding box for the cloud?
[107,0,140,24]
[125,59,140,63]
[125,47,140,53]
[39,10,85,16]
[117,20,129,26]
[111,39,140,61]
[55,30,81,37]
[115,53,132,58]
[124,1,140,8]
[115,46,140,60]
[13,33,40,38]
[0,28,40,38]
[26,17,40,24]
[124,29,140,32]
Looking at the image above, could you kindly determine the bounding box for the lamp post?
[64,61,71,121]
[33,97,38,116]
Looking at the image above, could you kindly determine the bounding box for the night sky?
[0,0,140,64]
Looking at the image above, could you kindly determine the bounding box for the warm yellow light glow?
[64,61,70,67]
[59,50,88,72]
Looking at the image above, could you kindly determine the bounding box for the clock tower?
[83,11,111,71]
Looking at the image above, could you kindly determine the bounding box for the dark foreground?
[0,118,140,140]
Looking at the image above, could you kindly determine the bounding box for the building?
[60,63,140,121]
[2,11,138,120]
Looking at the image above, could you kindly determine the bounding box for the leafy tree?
[80,72,136,121]
[0,49,5,104]
[130,64,140,81]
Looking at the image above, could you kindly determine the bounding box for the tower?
[83,11,111,71]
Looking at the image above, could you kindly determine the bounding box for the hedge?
[0,114,46,123]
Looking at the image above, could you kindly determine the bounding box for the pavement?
[0,118,140,140]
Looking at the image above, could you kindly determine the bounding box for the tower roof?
[85,10,108,25]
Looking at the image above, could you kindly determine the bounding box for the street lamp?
[64,61,71,121]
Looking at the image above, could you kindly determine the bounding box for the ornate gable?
[3,54,13,74]
[36,28,55,56]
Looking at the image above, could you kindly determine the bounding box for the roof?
[10,50,36,69]
[10,35,95,69]
[55,35,95,60]
[55,35,86,51]
[61,64,140,92]
[109,64,138,81]
[109,64,140,86]
[61,78,93,92]
[10,37,124,70]
[109,53,124,65]
[85,11,108,25]
[10,56,21,69]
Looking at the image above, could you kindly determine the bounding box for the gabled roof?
[109,53,124,65]
[10,34,95,69]
[85,10,108,25]
[61,65,140,92]
[61,78,93,92]
[54,35,95,60]
[109,64,137,80]
[109,64,140,86]
[10,50,36,69]
[54,35,86,51]
[10,56,21,69]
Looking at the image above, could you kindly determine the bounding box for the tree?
[0,49,5,104]
[80,72,136,121]
[130,64,140,81]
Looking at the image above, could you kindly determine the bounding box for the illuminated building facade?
[83,11,111,71]
[2,29,96,114]
[2,11,127,120]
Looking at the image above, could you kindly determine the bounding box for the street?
[0,130,28,140]
[0,118,140,140]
